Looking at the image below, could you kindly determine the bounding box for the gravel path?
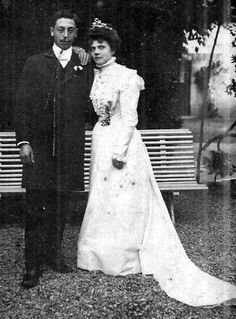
[0,183,236,318]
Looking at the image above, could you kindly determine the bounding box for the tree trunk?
[196,24,221,183]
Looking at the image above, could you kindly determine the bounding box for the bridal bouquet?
[97,100,113,126]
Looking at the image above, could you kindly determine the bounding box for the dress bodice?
[90,58,144,126]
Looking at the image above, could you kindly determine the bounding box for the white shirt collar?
[53,43,72,67]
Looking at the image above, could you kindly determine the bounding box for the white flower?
[73,65,83,71]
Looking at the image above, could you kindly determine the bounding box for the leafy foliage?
[226,54,236,97]
[226,78,236,97]
[203,150,236,182]
[226,8,236,98]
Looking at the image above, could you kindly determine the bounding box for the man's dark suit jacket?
[15,48,92,191]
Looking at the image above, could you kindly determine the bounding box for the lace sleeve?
[113,70,145,159]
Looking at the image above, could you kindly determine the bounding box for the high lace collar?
[95,57,116,69]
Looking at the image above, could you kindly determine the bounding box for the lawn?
[0,185,236,318]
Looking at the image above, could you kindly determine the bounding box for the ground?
[0,184,236,319]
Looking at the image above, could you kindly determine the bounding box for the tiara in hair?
[90,18,113,30]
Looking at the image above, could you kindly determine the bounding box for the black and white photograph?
[1,0,236,318]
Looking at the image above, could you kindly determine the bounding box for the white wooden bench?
[0,132,25,197]
[84,129,208,223]
[0,130,207,223]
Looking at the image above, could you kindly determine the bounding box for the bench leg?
[162,192,178,224]
[169,193,175,224]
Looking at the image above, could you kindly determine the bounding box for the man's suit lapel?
[43,49,89,86]
[62,52,82,85]
[44,49,58,75]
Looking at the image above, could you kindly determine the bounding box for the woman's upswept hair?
[88,19,121,52]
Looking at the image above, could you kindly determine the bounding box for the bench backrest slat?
[83,129,200,190]
[0,132,22,189]
[0,130,205,193]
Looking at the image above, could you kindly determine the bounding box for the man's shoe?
[21,269,41,289]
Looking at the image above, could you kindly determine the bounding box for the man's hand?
[73,46,90,66]
[20,144,34,164]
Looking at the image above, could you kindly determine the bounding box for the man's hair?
[49,9,79,27]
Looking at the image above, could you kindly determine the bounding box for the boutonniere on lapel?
[74,65,83,71]
[73,65,83,77]
[72,46,90,77]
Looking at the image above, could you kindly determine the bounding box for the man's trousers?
[24,189,69,271]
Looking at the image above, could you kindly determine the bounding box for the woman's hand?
[112,158,125,169]
[112,154,126,169]
[73,46,90,66]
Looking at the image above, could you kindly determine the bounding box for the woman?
[77,18,236,307]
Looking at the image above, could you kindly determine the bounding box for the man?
[15,9,91,288]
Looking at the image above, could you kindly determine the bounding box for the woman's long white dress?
[77,58,236,307]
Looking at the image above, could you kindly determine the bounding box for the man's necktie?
[58,50,69,68]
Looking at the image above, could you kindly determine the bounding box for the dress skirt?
[77,116,236,307]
